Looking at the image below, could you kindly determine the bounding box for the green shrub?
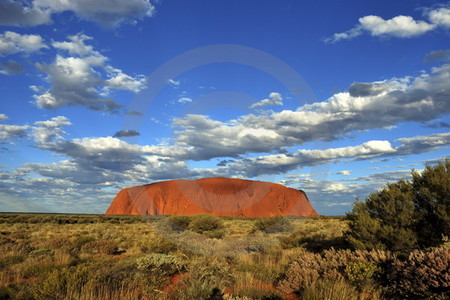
[174,257,235,300]
[32,265,90,300]
[412,161,450,247]
[189,214,225,235]
[345,180,417,252]
[344,261,380,287]
[386,247,450,298]
[254,216,293,234]
[136,253,185,277]
[245,235,279,253]
[81,240,118,255]
[142,234,178,254]
[166,215,192,232]
[346,160,450,251]
[300,279,360,300]
[72,235,95,250]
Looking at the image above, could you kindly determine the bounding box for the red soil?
[106,177,318,217]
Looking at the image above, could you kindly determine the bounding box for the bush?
[386,247,450,298]
[32,266,90,300]
[189,214,225,235]
[276,248,391,295]
[142,234,178,254]
[345,180,417,252]
[174,257,235,300]
[346,160,450,251]
[344,261,380,288]
[412,161,450,247]
[254,216,293,234]
[300,279,360,300]
[165,215,192,232]
[136,253,185,277]
[80,240,118,255]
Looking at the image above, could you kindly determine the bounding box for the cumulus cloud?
[32,116,71,144]
[281,169,413,215]
[428,7,450,28]
[0,0,155,27]
[424,49,450,63]
[326,6,450,42]
[0,0,51,26]
[217,140,396,177]
[249,92,283,109]
[0,124,29,142]
[33,33,146,111]
[212,133,450,178]
[168,62,450,160]
[0,60,24,75]
[0,113,29,142]
[113,129,140,138]
[0,31,47,56]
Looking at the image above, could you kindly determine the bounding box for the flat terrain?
[1,213,447,300]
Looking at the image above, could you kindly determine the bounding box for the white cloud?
[428,7,450,28]
[168,61,450,161]
[338,170,352,176]
[33,33,146,111]
[0,31,47,56]
[178,97,192,103]
[326,5,450,43]
[250,92,283,108]
[359,15,435,38]
[0,124,29,142]
[104,66,147,93]
[0,1,51,27]
[52,33,97,56]
[1,0,155,27]
[32,116,71,144]
[168,79,181,87]
[0,113,29,142]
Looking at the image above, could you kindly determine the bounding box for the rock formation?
[105,177,318,217]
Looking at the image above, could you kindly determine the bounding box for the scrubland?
[0,213,448,300]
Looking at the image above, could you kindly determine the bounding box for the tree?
[346,160,450,251]
[345,180,417,252]
[412,160,450,247]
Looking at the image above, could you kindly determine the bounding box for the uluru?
[106,177,318,217]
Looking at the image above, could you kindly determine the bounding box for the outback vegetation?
[0,161,449,299]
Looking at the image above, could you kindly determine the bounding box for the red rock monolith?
[105,177,318,217]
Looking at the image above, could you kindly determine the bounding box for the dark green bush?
[346,160,450,251]
[254,215,293,233]
[412,161,450,248]
[188,214,224,235]
[166,215,192,232]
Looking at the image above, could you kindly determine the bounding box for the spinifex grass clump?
[254,215,293,233]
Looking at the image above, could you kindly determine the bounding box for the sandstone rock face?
[105,177,318,217]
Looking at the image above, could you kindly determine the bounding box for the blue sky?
[0,0,449,215]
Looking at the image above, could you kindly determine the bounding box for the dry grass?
[1,213,447,300]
